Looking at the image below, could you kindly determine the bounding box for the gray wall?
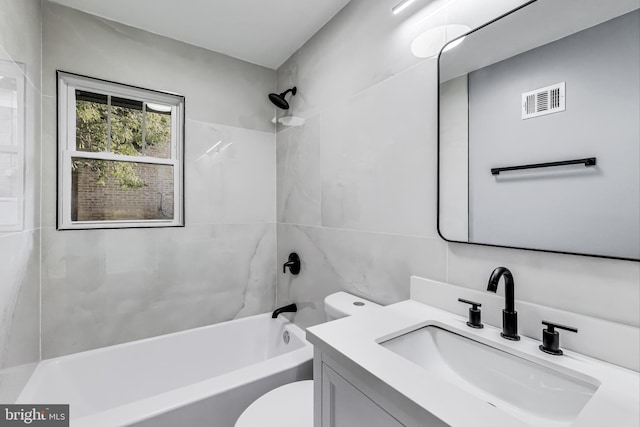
[276,0,639,329]
[468,10,640,259]
[0,0,41,402]
[40,3,278,358]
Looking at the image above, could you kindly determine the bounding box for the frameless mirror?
[438,0,639,260]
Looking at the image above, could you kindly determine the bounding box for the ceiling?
[48,0,352,69]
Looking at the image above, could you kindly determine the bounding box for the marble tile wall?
[0,0,42,403]
[41,3,278,358]
[276,0,640,328]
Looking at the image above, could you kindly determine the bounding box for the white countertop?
[307,300,640,427]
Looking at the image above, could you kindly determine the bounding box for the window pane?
[0,152,19,226]
[0,78,18,146]
[111,96,144,156]
[76,90,108,153]
[144,104,172,158]
[71,158,174,221]
[0,152,19,198]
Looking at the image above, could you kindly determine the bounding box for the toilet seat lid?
[235,380,313,427]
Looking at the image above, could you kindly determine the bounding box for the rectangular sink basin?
[380,325,599,426]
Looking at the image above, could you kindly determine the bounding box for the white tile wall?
[277,224,447,328]
[42,224,276,358]
[276,0,640,334]
[186,120,276,225]
[319,61,436,237]
[40,3,279,358]
[277,118,322,226]
[0,0,41,403]
[41,3,275,131]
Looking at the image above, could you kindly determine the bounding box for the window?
[57,71,184,229]
[0,61,25,232]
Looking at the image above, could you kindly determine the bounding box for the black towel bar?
[491,157,596,176]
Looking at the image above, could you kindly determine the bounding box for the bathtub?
[17,313,313,427]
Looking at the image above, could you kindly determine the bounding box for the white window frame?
[57,71,185,230]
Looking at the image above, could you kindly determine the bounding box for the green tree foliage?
[74,100,171,189]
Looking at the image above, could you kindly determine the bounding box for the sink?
[380,325,599,426]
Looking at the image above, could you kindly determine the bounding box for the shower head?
[268,87,297,110]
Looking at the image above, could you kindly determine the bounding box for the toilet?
[235,292,381,427]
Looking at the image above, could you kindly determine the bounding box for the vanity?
[307,277,640,427]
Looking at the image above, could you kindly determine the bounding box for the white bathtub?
[17,313,313,427]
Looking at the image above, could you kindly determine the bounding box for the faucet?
[272,303,297,319]
[486,267,520,341]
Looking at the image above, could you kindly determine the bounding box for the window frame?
[57,71,185,230]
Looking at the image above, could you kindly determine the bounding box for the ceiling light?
[392,0,418,15]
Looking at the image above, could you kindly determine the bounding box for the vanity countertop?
[307,299,640,427]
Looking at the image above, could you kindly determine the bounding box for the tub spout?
[272,303,297,319]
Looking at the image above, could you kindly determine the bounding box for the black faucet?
[272,303,297,319]
[487,267,520,341]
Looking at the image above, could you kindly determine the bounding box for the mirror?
[438,0,639,261]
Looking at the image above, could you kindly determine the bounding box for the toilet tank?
[324,292,382,321]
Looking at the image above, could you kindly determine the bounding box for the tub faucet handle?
[283,253,301,275]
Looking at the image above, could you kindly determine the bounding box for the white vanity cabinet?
[320,364,402,427]
[313,348,448,427]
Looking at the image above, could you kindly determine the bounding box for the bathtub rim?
[18,313,312,427]
[32,312,307,366]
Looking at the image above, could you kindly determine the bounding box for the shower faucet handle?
[282,252,301,275]
[458,298,483,329]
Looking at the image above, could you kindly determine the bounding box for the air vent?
[522,82,565,119]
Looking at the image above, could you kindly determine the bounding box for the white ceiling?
[48,0,351,69]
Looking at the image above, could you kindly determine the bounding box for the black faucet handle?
[541,320,578,333]
[283,253,301,275]
[458,298,482,309]
[458,298,483,329]
[539,320,578,356]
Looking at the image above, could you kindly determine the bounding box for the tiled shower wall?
[40,3,278,358]
[275,0,640,328]
[0,0,41,402]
